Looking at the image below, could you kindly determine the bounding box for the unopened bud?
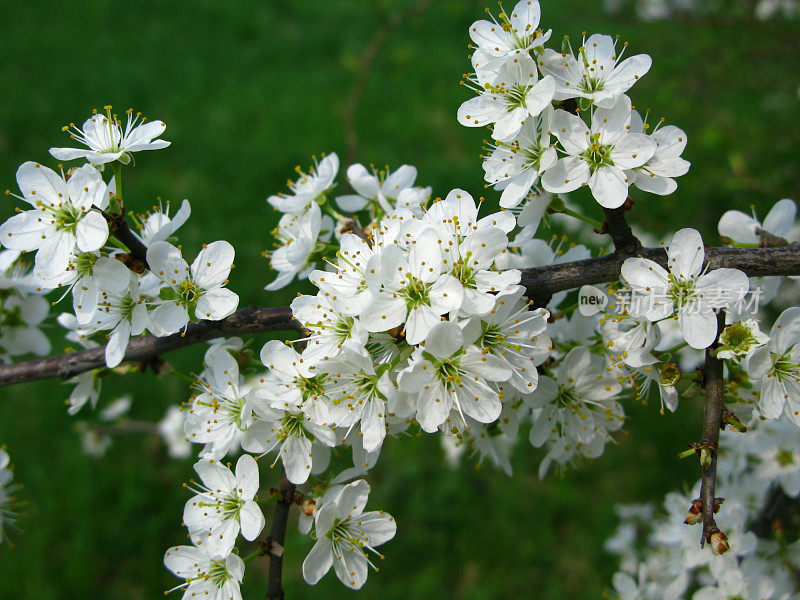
[301,498,316,517]
[685,499,703,525]
[700,447,713,470]
[709,529,730,555]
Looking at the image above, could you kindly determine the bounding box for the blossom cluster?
[606,418,800,600]
[457,1,690,213]
[0,107,239,385]
[1,1,800,598]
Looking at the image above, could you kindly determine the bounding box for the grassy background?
[0,0,798,598]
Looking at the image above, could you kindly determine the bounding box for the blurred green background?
[0,0,797,598]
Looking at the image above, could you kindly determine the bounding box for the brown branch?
[699,311,727,550]
[102,208,150,271]
[341,0,434,165]
[259,469,296,600]
[0,306,295,387]
[2,245,800,389]
[599,197,642,256]
[518,245,800,295]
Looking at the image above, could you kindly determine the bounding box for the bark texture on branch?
[261,471,296,599]
[0,306,295,387]
[103,208,150,271]
[699,312,726,549]
[2,245,800,388]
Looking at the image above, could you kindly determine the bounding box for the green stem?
[322,202,350,224]
[168,369,195,385]
[559,207,603,229]
[107,235,131,253]
[256,494,280,505]
[658,341,689,358]
[242,548,262,564]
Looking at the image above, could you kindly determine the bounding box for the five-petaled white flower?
[302,479,396,590]
[399,320,512,433]
[164,538,244,600]
[267,153,339,214]
[0,163,111,281]
[336,163,431,220]
[265,203,334,291]
[746,307,800,425]
[147,240,239,336]
[542,95,657,208]
[51,108,169,166]
[183,455,265,556]
[360,228,463,345]
[621,228,749,349]
[538,33,652,108]
[458,57,556,142]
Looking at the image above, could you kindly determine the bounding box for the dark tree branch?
[260,469,296,600]
[699,311,727,549]
[0,306,296,387]
[600,197,642,256]
[102,208,150,271]
[2,245,800,388]
[518,245,800,295]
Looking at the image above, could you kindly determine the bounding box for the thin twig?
[600,197,642,256]
[341,0,434,165]
[260,469,296,600]
[2,245,800,388]
[699,311,726,549]
[102,208,150,271]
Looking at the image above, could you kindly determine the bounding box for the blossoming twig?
[2,245,800,388]
[0,305,296,387]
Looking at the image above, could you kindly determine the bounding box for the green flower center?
[667,274,697,308]
[295,374,327,403]
[771,351,799,382]
[777,449,795,466]
[279,412,314,442]
[581,134,614,171]
[402,274,432,310]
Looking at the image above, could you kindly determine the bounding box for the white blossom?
[0,163,110,281]
[164,540,244,600]
[184,455,265,555]
[51,108,169,166]
[302,479,396,590]
[621,228,749,349]
[538,33,652,108]
[542,95,657,208]
[147,240,239,335]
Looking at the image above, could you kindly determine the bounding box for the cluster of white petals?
[2,3,800,598]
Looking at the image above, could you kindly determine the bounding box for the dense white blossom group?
[0,2,798,598]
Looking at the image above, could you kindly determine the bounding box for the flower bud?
[684,499,703,525]
[709,529,730,555]
[301,498,317,517]
[700,447,712,470]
